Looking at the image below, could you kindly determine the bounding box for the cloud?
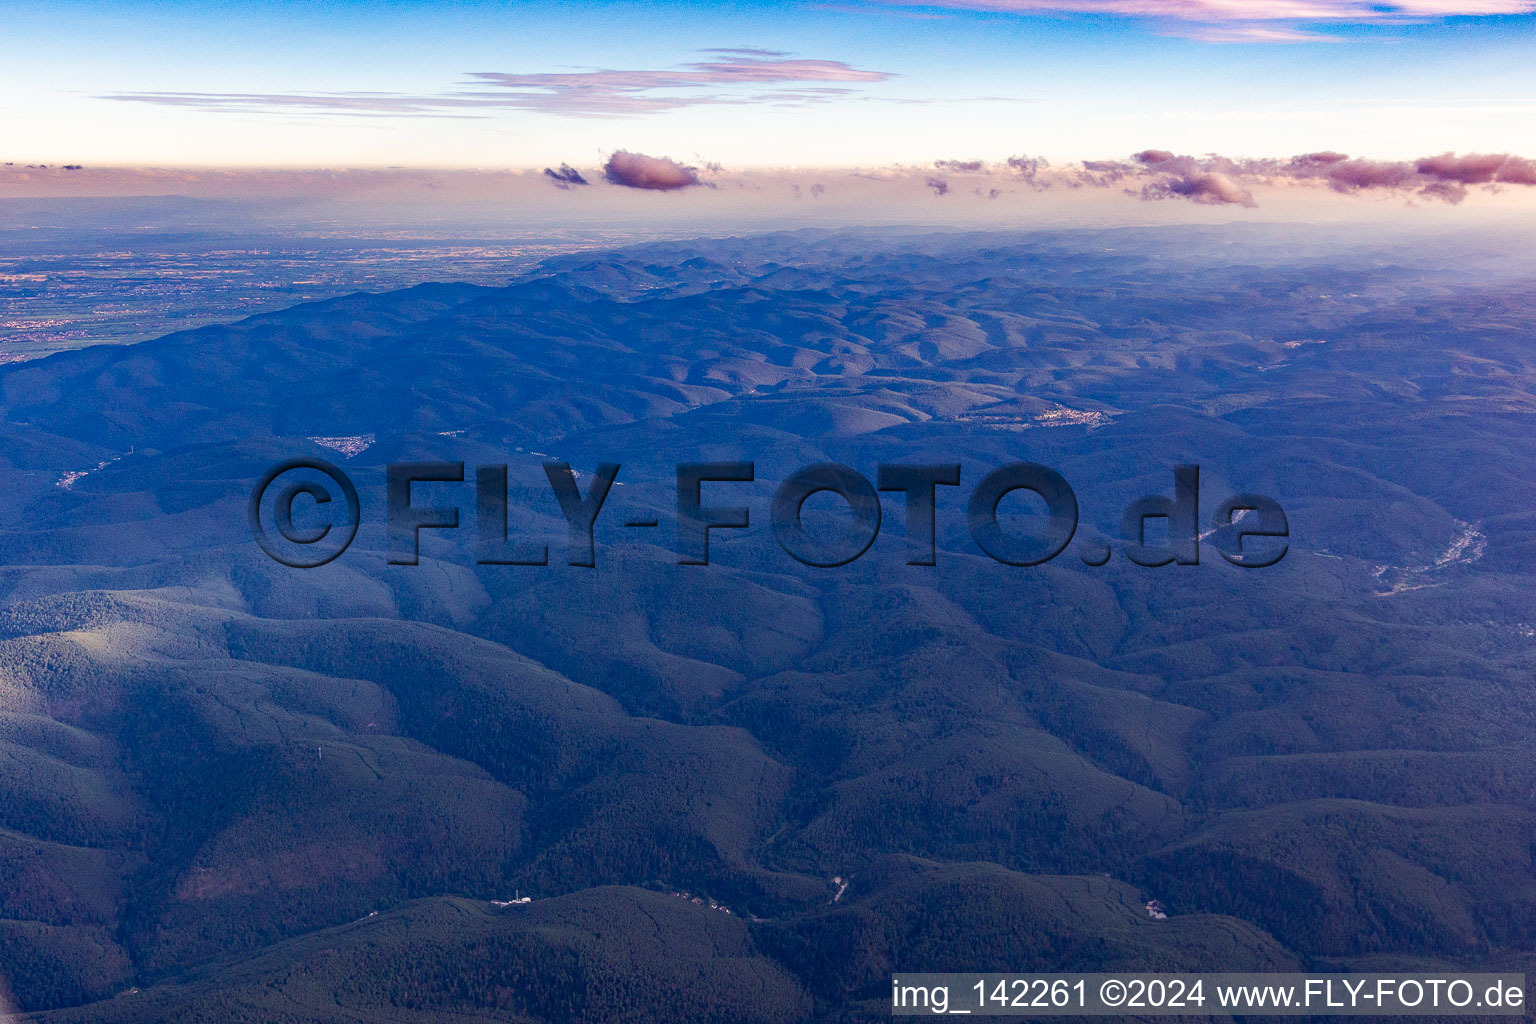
[1290,151,1350,166]
[1116,148,1536,205]
[101,90,494,119]
[1168,23,1345,40]
[1304,157,1417,191]
[867,0,1536,18]
[699,47,794,58]
[465,52,893,116]
[1005,154,1054,190]
[1414,151,1536,185]
[106,50,895,120]
[1418,181,1469,204]
[603,151,702,190]
[436,51,892,118]
[1080,158,1136,184]
[1129,150,1254,204]
[543,164,590,188]
[861,1,1536,42]
[1494,156,1536,185]
[1140,171,1257,206]
[925,176,951,196]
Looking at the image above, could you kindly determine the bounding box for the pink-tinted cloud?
[1415,151,1529,184]
[906,149,1536,207]
[1290,151,1350,166]
[446,52,892,116]
[1139,170,1256,207]
[1496,157,1536,185]
[107,50,894,119]
[603,151,702,190]
[1134,149,1179,167]
[1309,158,1418,191]
[1168,23,1344,40]
[869,0,1535,18]
[864,0,1536,42]
[1418,181,1469,204]
[1080,159,1135,184]
[1123,148,1536,205]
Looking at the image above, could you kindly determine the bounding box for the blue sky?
[3,0,1534,169]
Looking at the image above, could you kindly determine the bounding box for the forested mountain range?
[2,226,1533,1021]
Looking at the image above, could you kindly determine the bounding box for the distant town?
[0,232,623,359]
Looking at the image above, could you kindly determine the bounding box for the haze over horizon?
[6,0,1535,223]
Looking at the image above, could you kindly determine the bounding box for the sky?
[3,1,1535,220]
